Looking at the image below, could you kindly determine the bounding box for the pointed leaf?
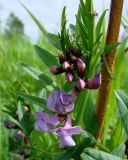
[81,148,122,160]
[17,92,46,108]
[35,45,59,67]
[112,144,125,158]
[96,10,108,38]
[18,61,53,86]
[105,42,120,55]
[20,113,35,135]
[115,91,128,135]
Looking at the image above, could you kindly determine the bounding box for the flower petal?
[59,135,76,148]
[56,126,82,136]
[34,112,59,125]
[34,119,52,131]
[86,73,101,89]
[47,90,74,113]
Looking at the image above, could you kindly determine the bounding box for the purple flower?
[47,90,75,114]
[86,73,101,89]
[34,112,59,131]
[55,117,82,148]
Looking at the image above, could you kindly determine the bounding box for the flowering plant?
[2,0,128,159]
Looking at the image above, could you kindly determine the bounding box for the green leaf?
[20,2,61,50]
[105,42,120,55]
[20,113,35,135]
[20,2,46,34]
[18,61,53,86]
[96,10,108,38]
[8,115,21,127]
[109,121,122,151]
[112,144,125,158]
[17,101,25,121]
[35,45,59,67]
[81,148,122,160]
[115,91,128,135]
[83,94,98,136]
[61,6,66,29]
[17,92,46,108]
[46,33,62,50]
[81,131,96,145]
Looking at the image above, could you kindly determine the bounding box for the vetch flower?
[34,112,59,131]
[55,117,82,148]
[47,90,75,114]
[86,73,101,89]
[34,89,82,148]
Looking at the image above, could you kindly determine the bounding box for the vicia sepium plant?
[3,0,126,159]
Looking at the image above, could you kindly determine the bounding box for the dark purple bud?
[76,78,86,90]
[18,146,25,155]
[70,47,81,58]
[3,121,12,129]
[86,73,101,89]
[50,65,64,75]
[24,152,30,158]
[24,135,30,147]
[69,54,77,63]
[58,53,67,64]
[62,61,70,71]
[15,130,23,141]
[16,110,19,120]
[66,73,73,82]
[76,58,86,78]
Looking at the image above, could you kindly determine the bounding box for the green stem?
[74,90,89,125]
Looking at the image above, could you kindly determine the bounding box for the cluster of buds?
[18,146,30,159]
[3,104,30,158]
[50,47,101,91]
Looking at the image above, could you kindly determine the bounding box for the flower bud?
[62,61,70,71]
[69,54,77,63]
[18,146,25,155]
[24,135,31,147]
[3,121,12,129]
[15,130,23,141]
[86,73,101,89]
[66,73,73,82]
[50,65,64,75]
[76,78,86,90]
[16,110,19,120]
[58,53,67,64]
[76,58,86,78]
[70,47,81,57]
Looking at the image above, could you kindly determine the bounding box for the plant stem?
[95,0,124,140]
